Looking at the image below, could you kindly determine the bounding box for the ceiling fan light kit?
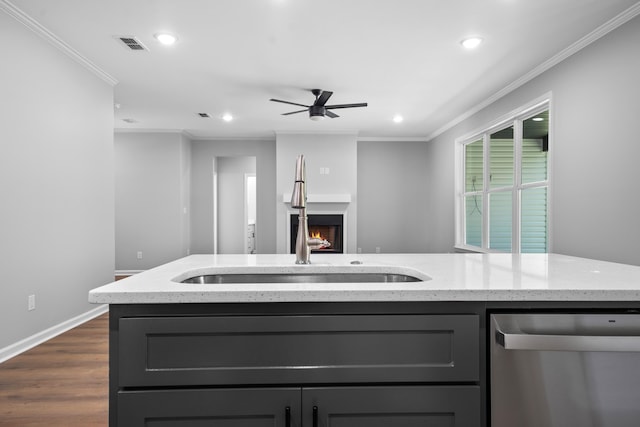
[270,89,367,121]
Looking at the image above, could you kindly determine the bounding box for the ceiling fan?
[270,89,367,121]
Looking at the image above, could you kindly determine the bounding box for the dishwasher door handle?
[496,330,640,352]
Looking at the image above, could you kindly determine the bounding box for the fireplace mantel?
[282,193,351,204]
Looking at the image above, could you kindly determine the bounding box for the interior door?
[303,386,480,427]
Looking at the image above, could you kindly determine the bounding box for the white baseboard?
[0,304,109,364]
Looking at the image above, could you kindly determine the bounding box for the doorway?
[213,156,257,254]
[245,173,256,254]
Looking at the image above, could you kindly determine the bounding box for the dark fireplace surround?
[290,214,344,254]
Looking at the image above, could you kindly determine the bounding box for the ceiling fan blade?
[282,109,309,116]
[315,91,333,106]
[270,98,309,108]
[325,102,368,110]
[325,110,339,118]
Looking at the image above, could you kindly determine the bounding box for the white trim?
[482,133,490,250]
[0,0,118,86]
[115,269,144,276]
[212,159,218,255]
[0,305,109,364]
[275,130,359,136]
[427,4,640,141]
[188,133,276,142]
[358,136,431,142]
[455,93,552,144]
[114,128,188,135]
[282,193,352,204]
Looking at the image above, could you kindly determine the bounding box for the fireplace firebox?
[290,214,343,254]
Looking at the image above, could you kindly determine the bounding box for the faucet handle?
[291,182,306,208]
[308,238,331,249]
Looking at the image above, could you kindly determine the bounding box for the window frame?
[454,94,552,253]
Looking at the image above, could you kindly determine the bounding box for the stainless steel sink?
[182,272,423,284]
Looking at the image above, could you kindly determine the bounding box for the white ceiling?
[7,0,640,139]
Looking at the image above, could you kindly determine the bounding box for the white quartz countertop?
[88,253,640,304]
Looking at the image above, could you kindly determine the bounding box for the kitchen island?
[90,253,640,427]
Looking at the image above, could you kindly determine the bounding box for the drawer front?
[118,388,300,427]
[305,385,481,427]
[119,314,478,387]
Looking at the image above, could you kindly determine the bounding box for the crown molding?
[274,129,359,136]
[189,135,276,142]
[426,2,640,142]
[358,136,430,142]
[114,128,277,141]
[114,128,187,135]
[0,0,118,86]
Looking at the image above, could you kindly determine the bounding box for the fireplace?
[290,214,344,254]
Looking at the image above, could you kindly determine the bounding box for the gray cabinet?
[111,306,482,426]
[118,386,479,426]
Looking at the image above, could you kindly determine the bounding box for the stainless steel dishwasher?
[490,313,640,427]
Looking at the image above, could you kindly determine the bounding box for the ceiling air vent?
[115,36,149,51]
[198,113,211,118]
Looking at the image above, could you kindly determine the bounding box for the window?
[456,100,550,253]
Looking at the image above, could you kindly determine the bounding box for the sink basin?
[182,272,423,284]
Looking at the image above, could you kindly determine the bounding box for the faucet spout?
[291,155,329,264]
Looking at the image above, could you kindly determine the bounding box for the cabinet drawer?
[306,385,481,427]
[119,314,478,387]
[118,388,299,427]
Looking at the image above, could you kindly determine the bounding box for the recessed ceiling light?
[393,114,404,123]
[532,117,544,122]
[154,33,178,46]
[461,37,483,49]
[222,113,233,122]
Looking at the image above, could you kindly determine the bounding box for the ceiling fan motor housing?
[309,105,326,120]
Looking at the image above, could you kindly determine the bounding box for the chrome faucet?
[291,155,330,264]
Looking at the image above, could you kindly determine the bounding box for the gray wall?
[426,15,640,265]
[0,11,115,349]
[114,132,190,270]
[357,140,430,253]
[116,135,429,260]
[191,139,277,254]
[275,133,358,254]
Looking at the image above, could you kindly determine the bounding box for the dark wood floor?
[0,313,109,426]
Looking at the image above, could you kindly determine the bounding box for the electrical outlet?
[28,294,36,311]
[375,247,381,254]
[137,251,143,260]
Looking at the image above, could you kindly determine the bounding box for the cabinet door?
[303,386,480,427]
[118,388,300,427]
